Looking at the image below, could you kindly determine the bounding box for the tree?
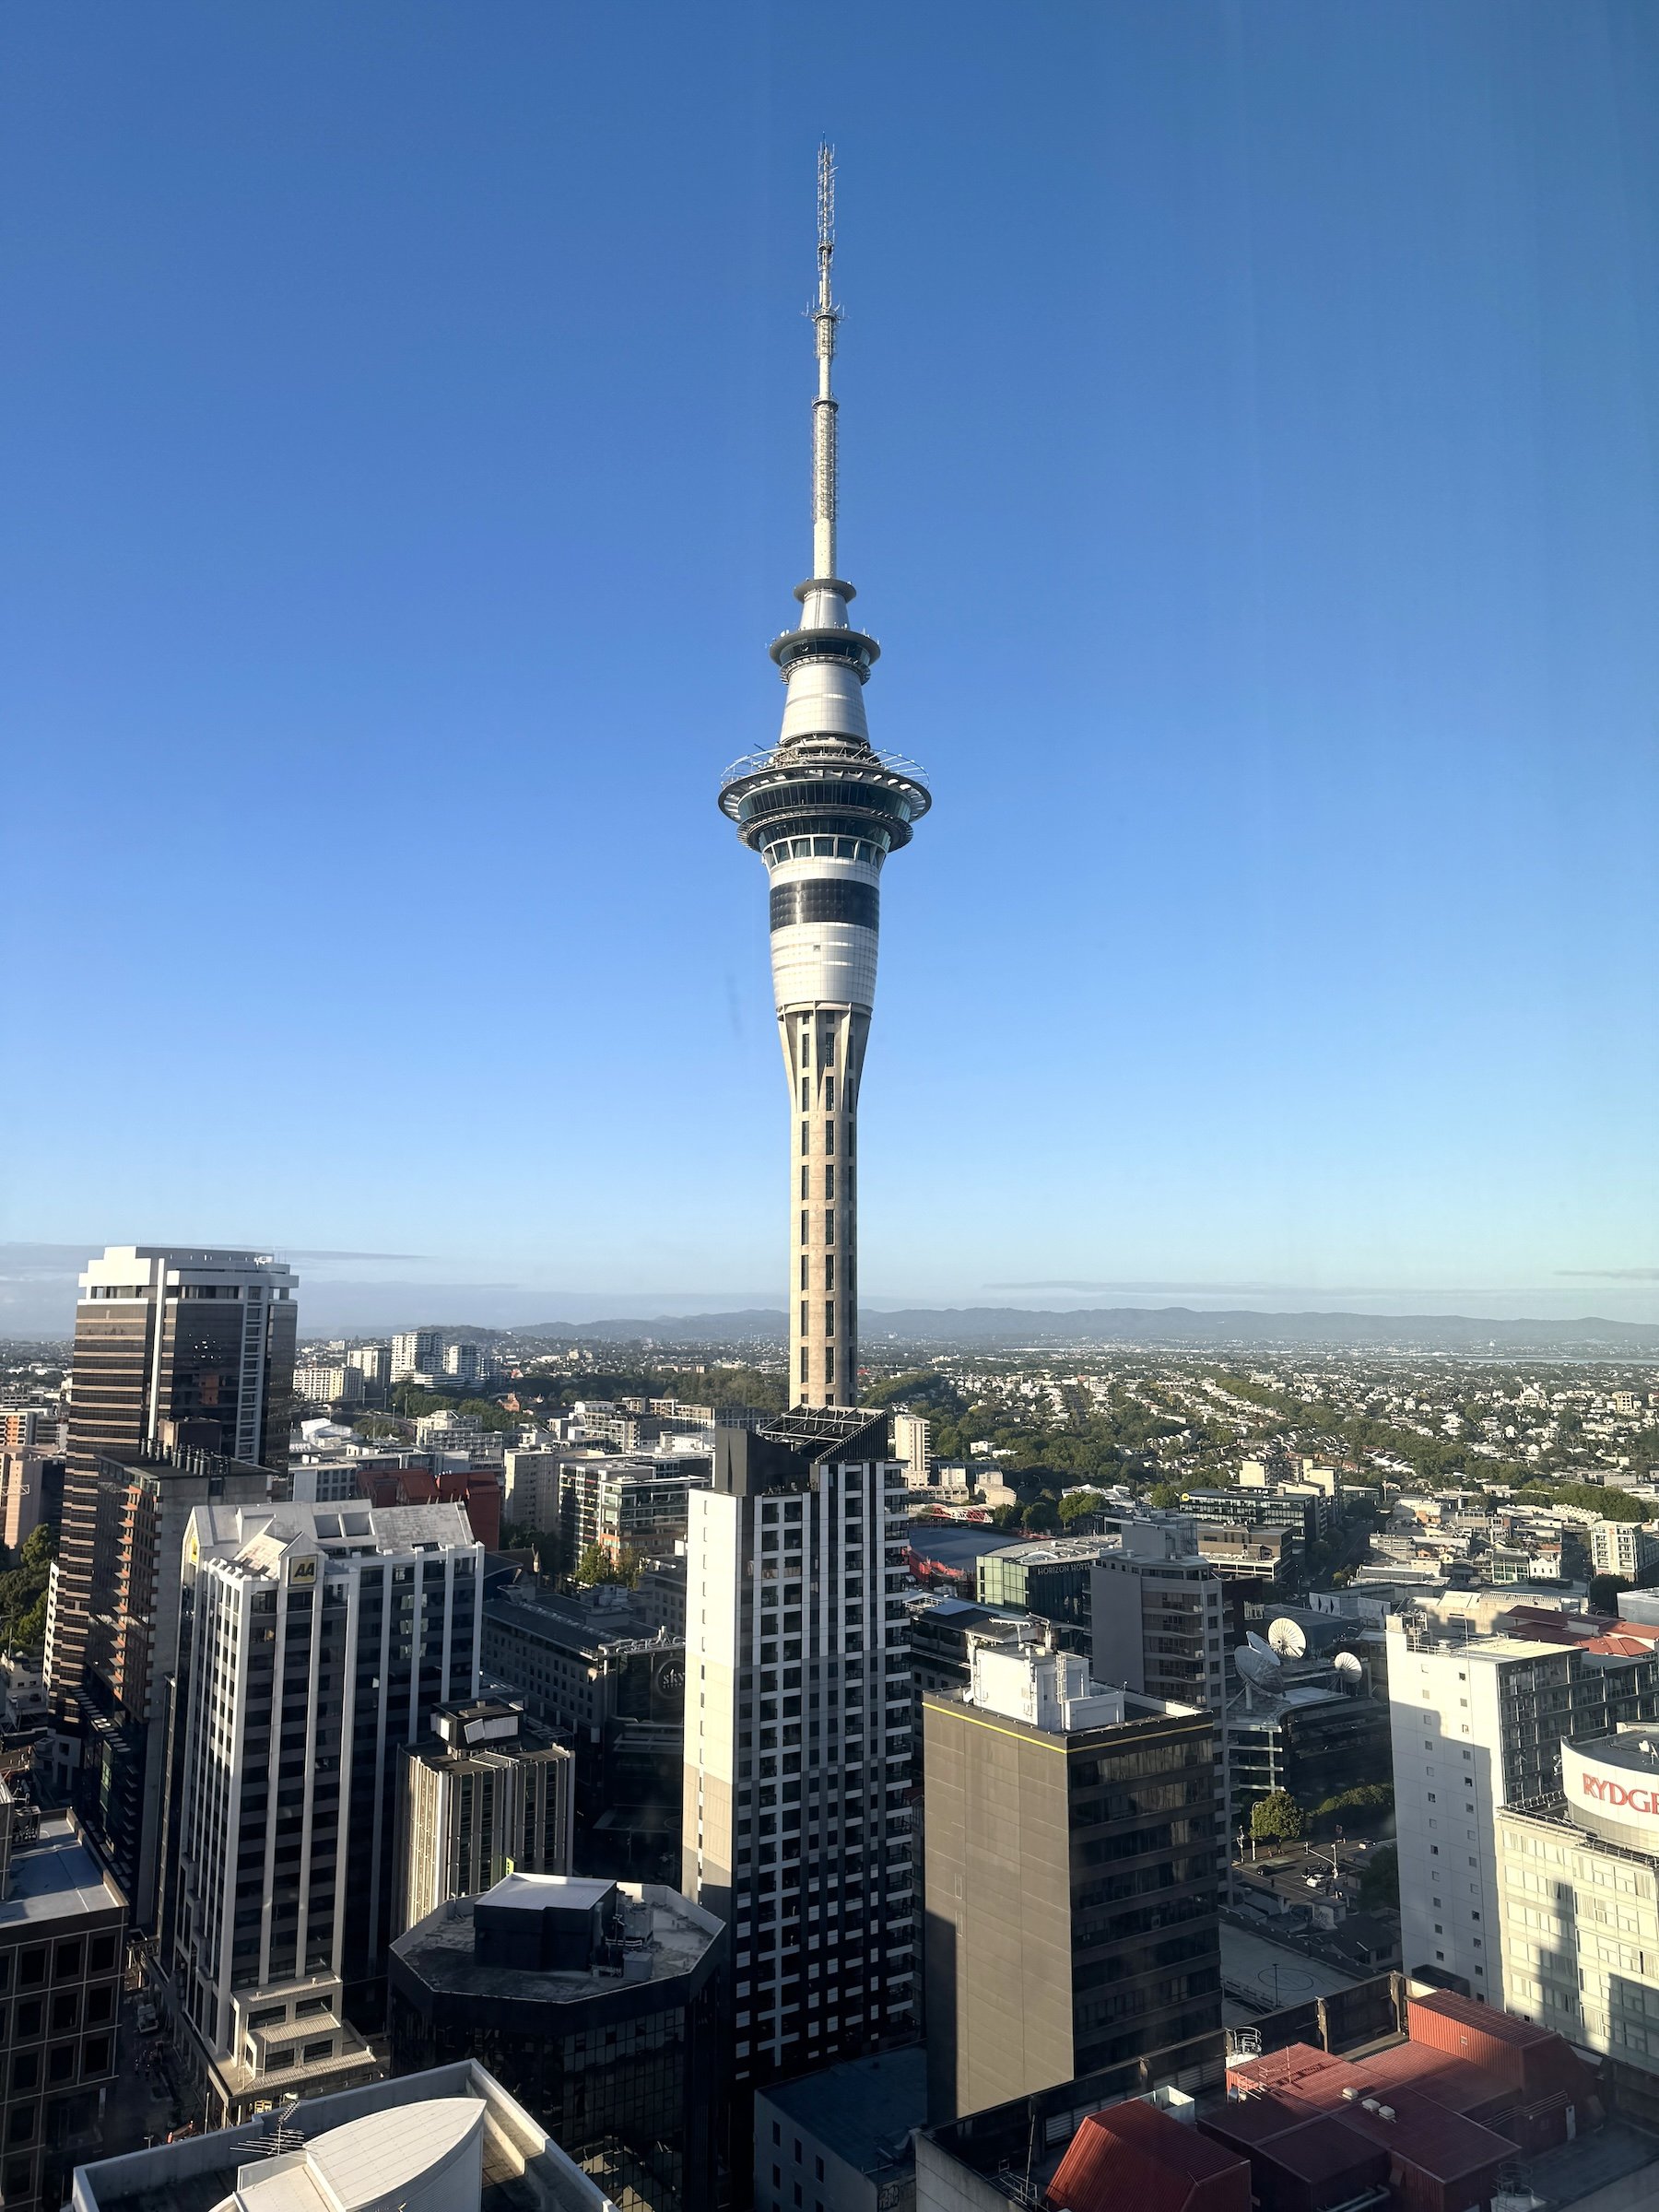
[1251,1789,1304,1846]
[1022,1500,1060,1535]
[1147,1482,1183,1512]
[1591,1572,1631,1615]
[1057,1489,1107,1525]
[1358,1843,1400,1912]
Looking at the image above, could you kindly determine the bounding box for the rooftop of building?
[1049,2100,1247,2212]
[70,2059,610,2212]
[191,1498,479,1572]
[981,1535,1119,1568]
[2,1812,124,1927]
[391,1877,721,2006]
[484,1577,677,1651]
[759,2047,925,2181]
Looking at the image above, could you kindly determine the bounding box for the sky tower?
[719,146,931,1408]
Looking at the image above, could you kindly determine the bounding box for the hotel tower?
[718,146,931,1407]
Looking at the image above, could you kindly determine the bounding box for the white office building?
[166,1498,484,2124]
[682,1409,916,2097]
[346,1344,391,1385]
[1387,1608,1659,2003]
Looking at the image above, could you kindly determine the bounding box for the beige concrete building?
[394,1699,573,1936]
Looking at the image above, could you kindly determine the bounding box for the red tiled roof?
[1226,2044,1518,2183]
[1049,2102,1250,2212]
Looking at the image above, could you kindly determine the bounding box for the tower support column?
[782,1006,865,1406]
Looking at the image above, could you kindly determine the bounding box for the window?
[18,1950,44,1989]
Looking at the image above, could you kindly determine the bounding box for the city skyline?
[5,6,1658,1323]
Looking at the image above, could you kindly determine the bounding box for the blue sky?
[4,2,1657,1334]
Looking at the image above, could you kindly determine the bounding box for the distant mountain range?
[511,1305,1659,1354]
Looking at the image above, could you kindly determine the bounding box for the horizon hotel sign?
[1563,1740,1659,1852]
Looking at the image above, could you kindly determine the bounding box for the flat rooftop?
[3,1815,124,1927]
[393,1883,720,2004]
[760,2048,925,2180]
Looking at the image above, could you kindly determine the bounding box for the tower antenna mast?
[812,139,841,582]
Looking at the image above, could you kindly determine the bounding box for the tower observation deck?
[718,147,931,1409]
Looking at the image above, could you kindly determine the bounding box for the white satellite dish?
[1246,1630,1277,1659]
[1234,1643,1284,1692]
[1267,1618,1308,1660]
[1333,1650,1363,1683]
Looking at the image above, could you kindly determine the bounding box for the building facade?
[388,1873,724,2212]
[1091,1527,1232,1711]
[0,1802,126,2212]
[164,1499,483,2121]
[1497,1731,1659,2117]
[715,147,931,1409]
[682,1410,916,2108]
[1592,1520,1659,1581]
[52,1245,296,1730]
[390,1327,442,1381]
[395,1699,573,1935]
[1387,1611,1659,2002]
[922,1639,1222,2124]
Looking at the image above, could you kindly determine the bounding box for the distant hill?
[514,1305,1659,1355]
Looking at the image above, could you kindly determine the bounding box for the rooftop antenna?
[811,139,843,582]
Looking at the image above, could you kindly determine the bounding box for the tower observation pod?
[718,146,931,1409]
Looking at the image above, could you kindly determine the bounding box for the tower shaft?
[718,146,930,1411]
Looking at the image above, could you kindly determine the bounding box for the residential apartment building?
[681,1409,916,2112]
[0,1448,61,1551]
[394,1698,572,1935]
[52,1245,296,1731]
[346,1344,391,1387]
[0,1411,64,1455]
[390,1327,442,1380]
[921,1635,1221,2124]
[891,1415,933,1488]
[559,1457,711,1566]
[1592,1520,1659,1581]
[75,1435,268,1920]
[1387,1608,1659,2003]
[1091,1523,1233,1711]
[292,1362,365,1407]
[164,1499,484,2124]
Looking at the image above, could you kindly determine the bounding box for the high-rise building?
[0,1409,64,1454]
[51,1244,296,1725]
[1591,1520,1659,1580]
[891,1415,933,1488]
[388,1874,724,2212]
[442,1327,479,1380]
[1091,1524,1234,1712]
[391,1326,442,1380]
[0,1446,62,1551]
[347,1343,391,1385]
[164,1498,484,2124]
[681,1408,916,2113]
[77,1432,269,1918]
[394,1698,573,1936]
[921,1634,1222,2124]
[1386,1606,1659,2002]
[716,147,931,1410]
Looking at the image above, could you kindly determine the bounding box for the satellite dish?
[1234,1643,1284,1692]
[1333,1651,1363,1681]
[1246,1630,1277,1659]
[1267,1618,1308,1660]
